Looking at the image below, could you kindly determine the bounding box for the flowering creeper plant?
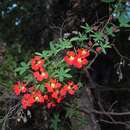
[13,23,112,110]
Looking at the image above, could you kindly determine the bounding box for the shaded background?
[0,0,130,130]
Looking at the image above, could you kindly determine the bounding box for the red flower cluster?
[61,81,78,95]
[21,94,35,109]
[32,90,45,103]
[45,79,63,108]
[13,54,79,110]
[13,79,78,109]
[31,56,44,71]
[21,89,49,109]
[44,79,78,109]
[31,56,48,81]
[64,48,90,68]
[13,81,27,96]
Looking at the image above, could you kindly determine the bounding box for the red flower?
[45,83,53,92]
[51,91,59,99]
[56,96,63,103]
[77,48,90,58]
[51,90,64,103]
[96,47,102,53]
[31,56,44,71]
[32,90,44,103]
[47,102,56,109]
[73,55,88,69]
[21,94,35,109]
[60,86,67,96]
[65,81,78,95]
[64,51,75,65]
[33,68,48,81]
[13,81,27,96]
[47,102,52,109]
[68,89,75,95]
[73,84,78,91]
[45,79,61,93]
[44,95,48,100]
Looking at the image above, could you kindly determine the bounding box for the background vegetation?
[0,0,130,130]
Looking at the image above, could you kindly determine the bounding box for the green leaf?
[81,23,93,33]
[101,47,107,55]
[35,84,45,92]
[41,50,52,58]
[118,13,130,27]
[15,62,29,75]
[100,42,111,54]
[105,26,115,37]
[50,42,58,54]
[65,107,74,118]
[79,33,88,42]
[70,37,80,42]
[57,39,72,50]
[51,113,60,130]
[34,52,42,56]
[54,68,72,82]
[103,42,111,48]
[91,32,103,42]
[70,33,88,43]
[39,84,45,92]
[24,74,34,83]
[92,42,99,47]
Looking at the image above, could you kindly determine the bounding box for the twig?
[99,119,129,126]
[85,82,130,91]
[87,52,99,69]
[101,16,112,33]
[108,100,118,112]
[82,108,130,116]
[97,101,116,122]
[83,67,101,130]
[112,44,130,61]
[92,110,130,116]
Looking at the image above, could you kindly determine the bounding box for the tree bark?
[79,86,101,130]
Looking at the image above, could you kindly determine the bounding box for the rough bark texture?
[79,87,101,130]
